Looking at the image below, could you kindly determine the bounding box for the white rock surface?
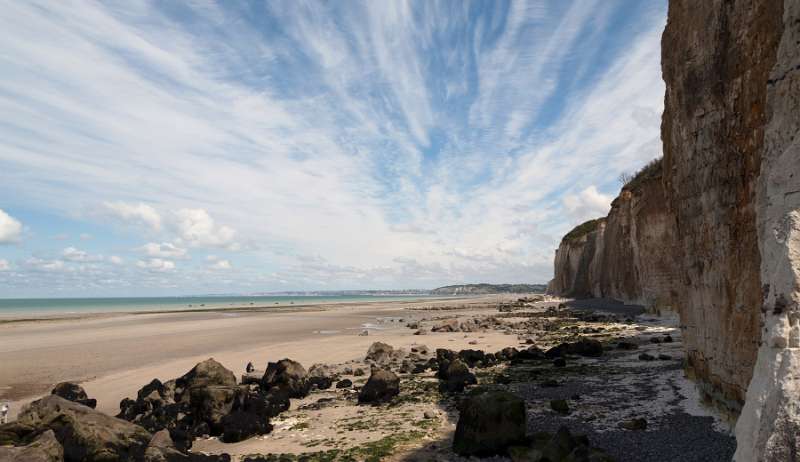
[735,1,800,459]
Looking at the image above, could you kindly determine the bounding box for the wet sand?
[0,295,508,419]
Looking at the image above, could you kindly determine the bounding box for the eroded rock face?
[734,1,800,459]
[550,173,679,312]
[550,0,789,422]
[661,0,784,419]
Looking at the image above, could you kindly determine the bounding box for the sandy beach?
[0,295,509,419]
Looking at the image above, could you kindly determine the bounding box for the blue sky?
[0,0,666,297]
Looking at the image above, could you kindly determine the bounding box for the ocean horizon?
[0,294,450,316]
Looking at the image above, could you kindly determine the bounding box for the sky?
[0,0,667,297]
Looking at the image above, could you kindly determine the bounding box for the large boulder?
[453,391,526,457]
[177,359,237,391]
[438,359,477,393]
[0,429,64,462]
[431,319,460,332]
[51,382,96,409]
[15,395,152,462]
[364,342,401,365]
[307,364,334,390]
[219,387,285,442]
[458,349,486,367]
[188,386,239,435]
[358,368,400,404]
[261,359,310,398]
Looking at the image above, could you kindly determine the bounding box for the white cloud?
[104,202,162,231]
[174,209,237,249]
[62,246,103,262]
[140,242,187,259]
[0,209,22,244]
[136,258,175,272]
[209,259,232,270]
[562,186,613,223]
[24,258,65,272]
[0,259,9,271]
[0,2,668,294]
[108,255,124,265]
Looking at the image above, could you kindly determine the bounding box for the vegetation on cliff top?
[619,157,663,190]
[561,218,605,245]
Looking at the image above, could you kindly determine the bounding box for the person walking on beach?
[0,402,8,424]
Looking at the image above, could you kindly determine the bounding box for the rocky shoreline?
[1,297,734,461]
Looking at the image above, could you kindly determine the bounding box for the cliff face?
[735,0,800,459]
[550,174,679,313]
[661,0,784,417]
[552,1,799,453]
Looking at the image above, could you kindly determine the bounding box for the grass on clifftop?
[562,218,604,244]
[619,156,663,190]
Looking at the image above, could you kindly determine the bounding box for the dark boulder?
[221,410,272,443]
[438,359,477,393]
[261,359,310,398]
[51,382,97,409]
[452,390,526,457]
[545,338,603,358]
[516,346,545,361]
[496,347,519,361]
[457,349,485,367]
[357,368,400,404]
[335,379,353,389]
[307,364,334,390]
[188,386,239,435]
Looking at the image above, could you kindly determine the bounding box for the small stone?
[650,337,662,344]
[663,335,673,343]
[424,410,436,419]
[550,399,569,414]
[359,330,369,336]
[619,418,647,431]
[639,353,656,361]
[658,354,672,360]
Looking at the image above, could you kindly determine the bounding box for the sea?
[0,294,443,317]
